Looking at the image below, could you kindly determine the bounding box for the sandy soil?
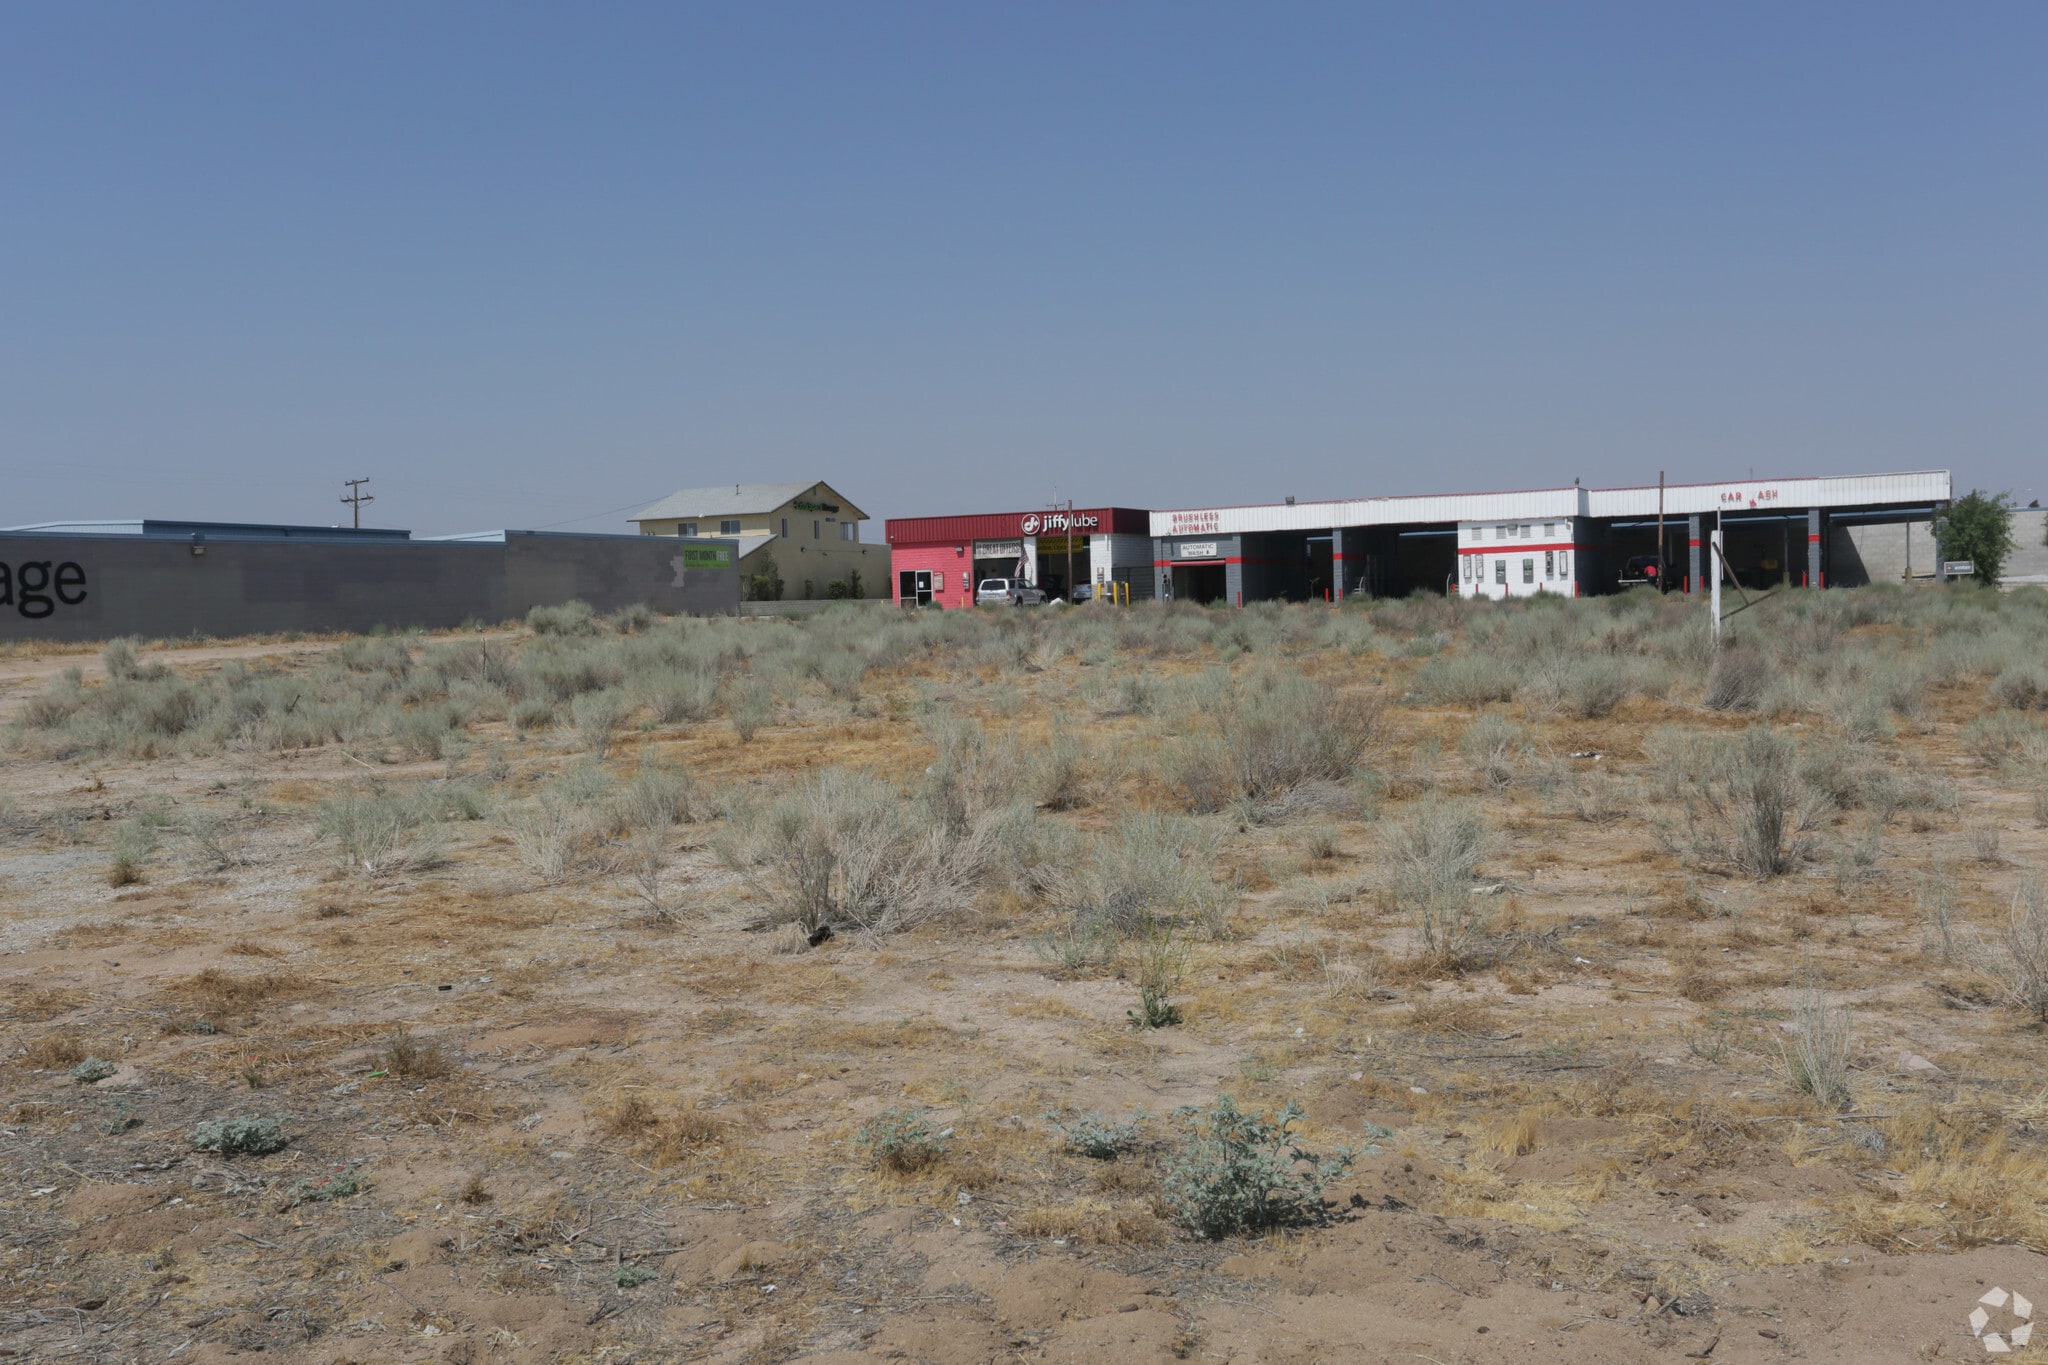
[5,611,2047,1364]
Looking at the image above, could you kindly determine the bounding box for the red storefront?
[884,507,1153,606]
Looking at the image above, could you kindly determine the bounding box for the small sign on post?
[1943,561,1976,577]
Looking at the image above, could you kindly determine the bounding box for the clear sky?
[5,3,2044,534]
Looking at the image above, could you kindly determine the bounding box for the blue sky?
[5,3,2044,533]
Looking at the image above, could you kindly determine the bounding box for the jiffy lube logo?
[1019,512,1101,535]
[1971,1286,2033,1353]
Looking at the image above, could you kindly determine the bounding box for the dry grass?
[1485,1105,1546,1157]
[20,1033,88,1070]
[1010,1197,1163,1245]
[164,968,308,1015]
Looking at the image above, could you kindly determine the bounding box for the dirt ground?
[5,596,2048,1364]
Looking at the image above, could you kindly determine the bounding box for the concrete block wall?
[1828,520,1938,585]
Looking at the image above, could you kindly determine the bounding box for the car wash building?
[1154,470,1953,604]
[884,508,1153,606]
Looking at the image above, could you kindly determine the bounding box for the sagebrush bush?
[1047,811,1231,940]
[527,600,602,636]
[1413,653,1517,706]
[1998,878,2048,1023]
[1992,666,2048,712]
[764,767,991,937]
[317,786,443,876]
[1781,988,1854,1111]
[106,817,160,887]
[1705,644,1768,711]
[1459,712,1528,793]
[1384,796,1491,965]
[571,688,630,756]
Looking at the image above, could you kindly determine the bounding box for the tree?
[745,558,785,602]
[1936,490,2015,587]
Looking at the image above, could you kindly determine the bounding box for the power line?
[528,491,674,530]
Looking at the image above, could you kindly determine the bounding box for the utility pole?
[340,478,373,529]
[1045,497,1077,602]
[1065,498,1075,604]
[1656,470,1666,580]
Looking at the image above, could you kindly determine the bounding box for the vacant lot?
[6,588,2048,1363]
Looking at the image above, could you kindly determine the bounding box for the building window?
[780,518,788,537]
[679,522,697,536]
[1545,550,1554,578]
[1494,559,1506,585]
[720,519,740,535]
[814,520,821,539]
[841,522,858,542]
[1543,522,1555,537]
[1521,524,1532,538]
[1559,551,1571,578]
[1522,558,1534,584]
[1495,525,1506,540]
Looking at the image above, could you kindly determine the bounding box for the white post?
[1709,528,1724,647]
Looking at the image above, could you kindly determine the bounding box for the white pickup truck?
[976,577,1046,606]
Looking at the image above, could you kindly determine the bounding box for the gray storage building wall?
[0,531,740,643]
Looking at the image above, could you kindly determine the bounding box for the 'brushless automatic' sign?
[0,561,89,618]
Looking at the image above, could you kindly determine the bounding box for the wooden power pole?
[341,478,373,529]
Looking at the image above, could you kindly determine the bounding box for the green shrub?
[69,1058,117,1084]
[190,1116,288,1156]
[858,1108,949,1173]
[280,1167,368,1207]
[1047,1110,1146,1159]
[1160,1097,1367,1238]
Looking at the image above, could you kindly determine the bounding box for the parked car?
[1070,583,1093,603]
[1618,555,1674,592]
[976,577,1046,606]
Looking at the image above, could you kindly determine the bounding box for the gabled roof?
[632,481,865,523]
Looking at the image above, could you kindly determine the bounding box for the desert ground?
[6,588,2048,1364]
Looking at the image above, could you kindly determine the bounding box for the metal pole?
[1066,499,1075,605]
[1656,470,1665,580]
[1709,527,1724,648]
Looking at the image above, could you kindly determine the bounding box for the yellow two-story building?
[631,481,882,600]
